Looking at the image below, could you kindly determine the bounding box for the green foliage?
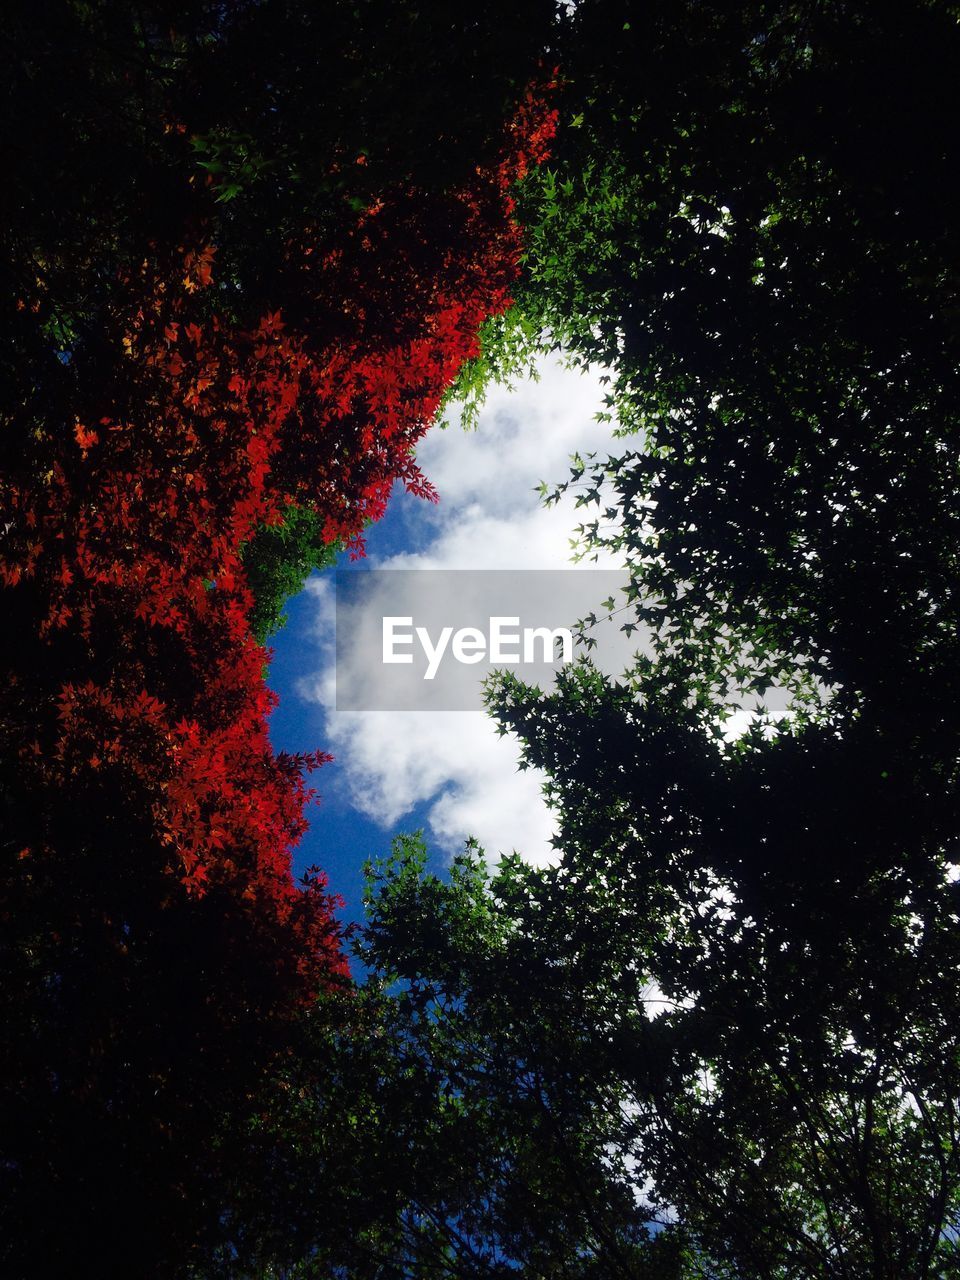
[366,3,960,1276]
[438,306,547,430]
[190,130,269,204]
[197,835,692,1278]
[482,664,960,1277]
[507,0,960,720]
[242,506,340,641]
[351,833,688,1278]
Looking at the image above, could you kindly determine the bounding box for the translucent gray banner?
[334,569,639,711]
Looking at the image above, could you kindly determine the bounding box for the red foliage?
[0,89,556,998]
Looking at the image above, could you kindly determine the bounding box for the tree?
[212,833,686,1280]
[0,3,557,1272]
[351,3,960,1275]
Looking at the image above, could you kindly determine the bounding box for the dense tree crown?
[1,2,555,1272]
[357,2,960,1277]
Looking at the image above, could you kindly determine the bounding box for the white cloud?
[298,356,627,865]
[417,363,613,517]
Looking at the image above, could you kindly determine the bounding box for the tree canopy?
[353,2,960,1276]
[1,2,554,1272]
[4,2,960,1277]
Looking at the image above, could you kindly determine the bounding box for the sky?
[268,355,630,918]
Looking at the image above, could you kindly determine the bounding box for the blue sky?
[267,493,451,916]
[267,356,627,920]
